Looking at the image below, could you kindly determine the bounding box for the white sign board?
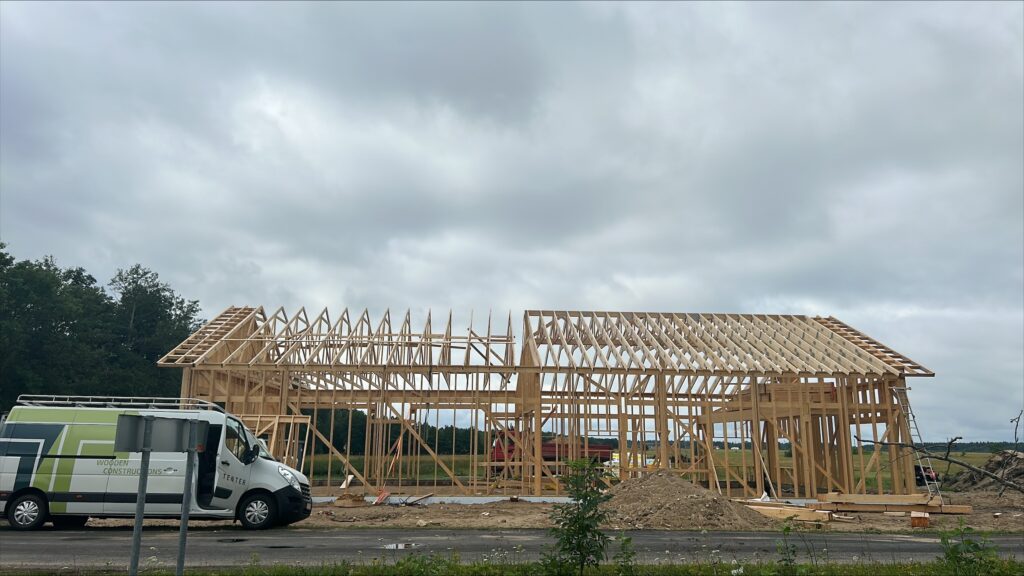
[114,414,207,453]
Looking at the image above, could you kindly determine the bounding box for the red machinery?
[490,430,613,472]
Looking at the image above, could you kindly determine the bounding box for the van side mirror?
[244,444,260,465]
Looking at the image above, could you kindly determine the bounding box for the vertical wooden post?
[532,374,544,496]
[750,377,765,497]
[180,368,192,401]
[656,372,670,470]
[617,402,628,482]
[883,379,903,494]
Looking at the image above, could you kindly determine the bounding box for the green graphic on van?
[2,400,311,530]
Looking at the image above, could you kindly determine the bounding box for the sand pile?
[602,471,777,530]
[945,450,1024,491]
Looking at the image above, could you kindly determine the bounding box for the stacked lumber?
[745,504,832,522]
[809,492,971,515]
[820,493,939,505]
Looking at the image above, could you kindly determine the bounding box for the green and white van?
[0,396,311,531]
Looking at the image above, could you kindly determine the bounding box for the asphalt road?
[1,525,1023,570]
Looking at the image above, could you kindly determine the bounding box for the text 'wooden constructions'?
[159,308,934,498]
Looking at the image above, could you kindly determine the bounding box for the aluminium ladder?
[893,386,942,497]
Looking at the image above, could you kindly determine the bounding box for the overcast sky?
[1,2,1021,440]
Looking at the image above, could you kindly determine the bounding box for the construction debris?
[333,493,365,507]
[603,472,777,530]
[945,451,1024,491]
[397,493,434,506]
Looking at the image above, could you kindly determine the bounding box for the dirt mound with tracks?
[602,471,777,531]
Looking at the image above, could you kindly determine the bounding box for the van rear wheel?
[239,493,277,530]
[7,493,48,531]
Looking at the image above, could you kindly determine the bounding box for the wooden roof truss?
[161,307,932,499]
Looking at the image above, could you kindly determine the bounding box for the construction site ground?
[53,451,1024,533]
[73,486,1024,534]
[301,483,1024,534]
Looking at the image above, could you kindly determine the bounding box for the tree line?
[310,408,490,456]
[0,245,499,455]
[4,245,1011,452]
[0,244,202,414]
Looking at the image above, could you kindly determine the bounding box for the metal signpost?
[115,415,208,576]
[125,416,153,576]
[176,420,198,576]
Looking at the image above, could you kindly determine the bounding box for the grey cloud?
[1,1,1021,440]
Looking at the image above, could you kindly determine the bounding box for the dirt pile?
[945,450,1024,491]
[602,471,777,530]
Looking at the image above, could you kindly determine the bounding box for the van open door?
[207,418,253,511]
[195,423,223,509]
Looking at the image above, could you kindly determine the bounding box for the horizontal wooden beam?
[808,503,972,514]
[818,492,938,505]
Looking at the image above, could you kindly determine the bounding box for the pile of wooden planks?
[746,504,833,522]
[808,492,972,515]
[735,499,834,522]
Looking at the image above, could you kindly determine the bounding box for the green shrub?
[612,534,637,576]
[938,519,1000,575]
[544,459,612,576]
[775,520,798,570]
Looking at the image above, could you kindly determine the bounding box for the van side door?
[208,418,253,510]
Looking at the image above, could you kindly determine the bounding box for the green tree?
[107,264,201,397]
[0,244,202,412]
[0,246,117,410]
[109,264,201,359]
[544,459,611,576]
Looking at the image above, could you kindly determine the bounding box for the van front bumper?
[273,485,312,525]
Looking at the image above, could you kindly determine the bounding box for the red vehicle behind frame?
[489,430,614,474]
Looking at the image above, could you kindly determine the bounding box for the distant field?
[306,454,481,481]
[301,450,997,493]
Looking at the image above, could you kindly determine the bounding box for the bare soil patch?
[79,477,1024,533]
[602,472,778,531]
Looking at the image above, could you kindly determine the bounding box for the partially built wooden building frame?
[159,307,933,498]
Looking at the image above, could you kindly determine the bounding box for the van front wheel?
[7,493,48,531]
[239,493,277,530]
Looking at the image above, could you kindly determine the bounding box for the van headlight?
[278,466,300,490]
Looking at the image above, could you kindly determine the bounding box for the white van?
[0,396,311,531]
